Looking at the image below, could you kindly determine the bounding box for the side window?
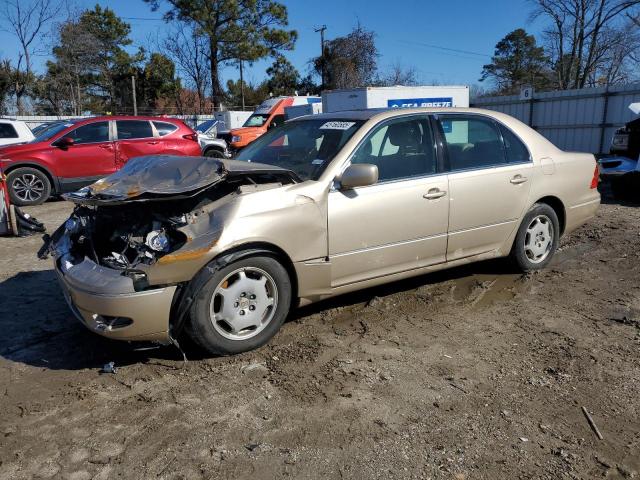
[269,114,285,129]
[499,125,531,164]
[116,120,153,140]
[351,116,437,183]
[439,116,505,171]
[153,121,178,136]
[0,123,18,139]
[67,122,110,144]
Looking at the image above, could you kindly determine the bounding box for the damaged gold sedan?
[41,109,600,355]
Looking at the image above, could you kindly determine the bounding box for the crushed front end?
[40,155,299,344]
[43,203,201,342]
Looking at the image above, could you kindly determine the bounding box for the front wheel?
[186,255,292,355]
[510,203,560,272]
[204,148,225,158]
[7,167,52,206]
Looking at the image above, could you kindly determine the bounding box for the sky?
[0,0,545,88]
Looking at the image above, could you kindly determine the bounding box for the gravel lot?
[0,188,639,480]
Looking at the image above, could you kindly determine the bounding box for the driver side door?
[52,120,116,191]
[328,115,449,287]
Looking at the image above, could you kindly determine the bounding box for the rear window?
[153,121,178,136]
[116,120,153,140]
[0,123,18,139]
[499,125,530,164]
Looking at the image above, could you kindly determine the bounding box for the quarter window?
[0,123,18,139]
[439,116,505,171]
[499,125,530,163]
[116,120,153,140]
[153,121,178,136]
[67,122,110,144]
[351,116,437,182]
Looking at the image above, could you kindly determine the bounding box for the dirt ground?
[0,187,639,480]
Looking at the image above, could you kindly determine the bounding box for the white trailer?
[322,85,469,113]
[214,111,253,132]
[284,102,323,120]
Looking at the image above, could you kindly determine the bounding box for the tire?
[7,167,52,206]
[204,148,225,158]
[186,255,292,355]
[510,203,560,272]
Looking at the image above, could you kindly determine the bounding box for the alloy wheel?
[209,267,278,340]
[12,174,45,203]
[524,214,554,264]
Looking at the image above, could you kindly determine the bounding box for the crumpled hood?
[63,155,299,205]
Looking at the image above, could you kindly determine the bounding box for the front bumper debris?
[55,256,176,343]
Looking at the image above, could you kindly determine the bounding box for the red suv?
[0,116,201,206]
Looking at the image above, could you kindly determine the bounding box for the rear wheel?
[7,167,51,206]
[510,203,559,272]
[187,255,292,355]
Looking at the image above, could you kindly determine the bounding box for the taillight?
[183,133,198,142]
[590,165,599,189]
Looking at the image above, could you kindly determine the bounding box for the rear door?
[114,120,162,168]
[51,120,116,189]
[436,114,533,261]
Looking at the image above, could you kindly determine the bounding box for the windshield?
[243,114,270,128]
[196,119,217,133]
[31,122,74,143]
[235,118,364,181]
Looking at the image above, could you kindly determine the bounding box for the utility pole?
[239,58,245,111]
[131,75,138,116]
[314,25,327,90]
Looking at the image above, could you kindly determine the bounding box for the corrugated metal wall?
[472,84,640,154]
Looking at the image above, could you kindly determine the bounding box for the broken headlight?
[145,230,170,252]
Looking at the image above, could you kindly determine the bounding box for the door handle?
[510,175,528,184]
[98,144,113,149]
[423,188,447,200]
[147,141,159,145]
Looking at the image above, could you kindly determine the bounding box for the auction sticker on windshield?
[320,121,356,130]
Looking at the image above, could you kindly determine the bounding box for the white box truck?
[284,102,323,120]
[322,85,469,113]
[214,111,253,132]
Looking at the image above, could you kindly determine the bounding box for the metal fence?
[472,83,640,154]
[0,114,218,129]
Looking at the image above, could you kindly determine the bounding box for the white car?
[0,119,35,146]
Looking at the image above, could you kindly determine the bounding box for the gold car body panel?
[328,174,449,287]
[143,108,600,303]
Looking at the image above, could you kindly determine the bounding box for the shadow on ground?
[0,269,183,370]
[1,258,521,371]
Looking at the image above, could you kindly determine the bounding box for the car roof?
[0,118,27,125]
[289,107,514,122]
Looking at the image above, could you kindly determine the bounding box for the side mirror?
[339,163,379,189]
[54,137,74,148]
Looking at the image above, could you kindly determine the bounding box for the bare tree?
[0,0,61,114]
[163,23,211,115]
[314,25,379,89]
[380,61,419,86]
[531,0,640,89]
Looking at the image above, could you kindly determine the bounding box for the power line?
[121,17,165,22]
[394,39,492,58]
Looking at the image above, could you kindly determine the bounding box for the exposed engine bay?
[40,155,300,276]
